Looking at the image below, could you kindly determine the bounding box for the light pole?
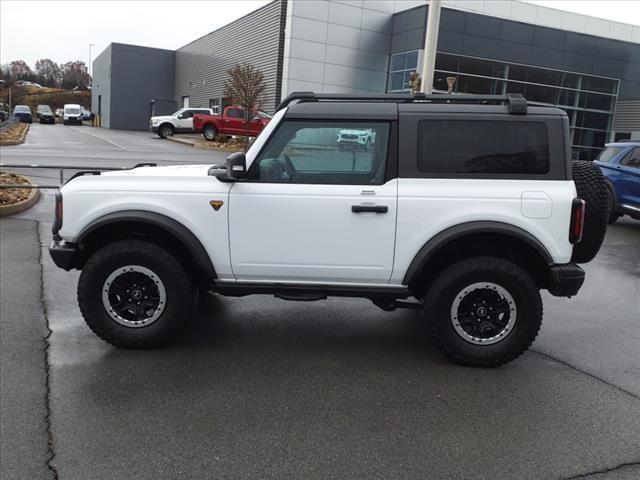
[88,43,95,78]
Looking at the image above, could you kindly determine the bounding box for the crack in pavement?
[37,223,59,480]
[561,460,640,479]
[530,349,639,400]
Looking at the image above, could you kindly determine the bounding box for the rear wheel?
[203,125,217,141]
[424,256,542,367]
[78,240,195,348]
[158,124,174,139]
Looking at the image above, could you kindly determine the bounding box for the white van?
[63,104,82,125]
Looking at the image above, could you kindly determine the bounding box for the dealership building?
[92,0,640,159]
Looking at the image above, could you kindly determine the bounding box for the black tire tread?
[571,160,608,263]
[77,239,194,349]
[424,256,543,367]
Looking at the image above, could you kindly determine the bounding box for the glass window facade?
[388,51,620,160]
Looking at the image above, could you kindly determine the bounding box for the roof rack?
[277,92,528,114]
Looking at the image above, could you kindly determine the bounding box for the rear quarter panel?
[390,179,577,284]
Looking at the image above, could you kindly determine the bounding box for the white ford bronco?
[50,93,609,367]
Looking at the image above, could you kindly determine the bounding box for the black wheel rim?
[450,282,517,345]
[102,265,166,328]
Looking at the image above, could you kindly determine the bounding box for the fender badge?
[210,200,224,211]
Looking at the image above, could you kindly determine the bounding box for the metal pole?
[420,0,442,94]
[88,43,95,78]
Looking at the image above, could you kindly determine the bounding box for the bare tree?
[223,63,266,150]
[35,58,62,87]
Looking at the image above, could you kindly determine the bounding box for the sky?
[1,0,639,70]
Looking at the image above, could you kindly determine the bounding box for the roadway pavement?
[1,123,639,479]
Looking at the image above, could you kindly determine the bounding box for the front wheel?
[203,125,217,141]
[158,124,174,139]
[78,240,195,348]
[424,256,542,367]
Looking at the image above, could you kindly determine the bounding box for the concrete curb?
[167,136,196,147]
[0,123,30,146]
[0,181,40,217]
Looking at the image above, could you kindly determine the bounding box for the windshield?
[596,146,624,162]
[14,106,30,112]
[171,109,185,116]
[65,108,80,115]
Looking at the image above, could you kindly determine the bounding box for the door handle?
[351,205,388,213]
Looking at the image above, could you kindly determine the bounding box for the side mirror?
[224,151,247,180]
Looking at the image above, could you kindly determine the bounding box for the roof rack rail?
[277,92,528,114]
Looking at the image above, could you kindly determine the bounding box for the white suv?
[149,107,214,138]
[50,93,609,367]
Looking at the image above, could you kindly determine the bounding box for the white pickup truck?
[50,93,608,367]
[149,107,214,138]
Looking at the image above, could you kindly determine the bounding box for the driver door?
[228,120,397,285]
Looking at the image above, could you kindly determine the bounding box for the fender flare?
[402,221,554,285]
[76,210,217,281]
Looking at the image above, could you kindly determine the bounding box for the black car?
[39,105,55,124]
[13,105,33,123]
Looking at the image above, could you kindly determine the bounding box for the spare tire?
[571,160,608,263]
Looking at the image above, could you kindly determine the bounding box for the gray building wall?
[281,0,393,96]
[109,43,174,130]
[91,44,112,128]
[174,0,286,114]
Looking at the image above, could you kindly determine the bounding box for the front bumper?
[548,263,585,297]
[49,239,78,271]
[150,125,159,133]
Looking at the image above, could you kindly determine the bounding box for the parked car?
[13,105,33,123]
[594,141,640,223]
[49,92,609,367]
[149,107,214,138]
[336,128,376,150]
[39,105,55,124]
[81,108,92,121]
[193,107,271,141]
[63,104,83,125]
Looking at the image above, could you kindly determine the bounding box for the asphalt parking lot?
[1,123,639,480]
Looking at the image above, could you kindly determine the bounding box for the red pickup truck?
[193,106,271,141]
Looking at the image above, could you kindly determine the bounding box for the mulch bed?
[0,172,32,206]
[0,122,29,145]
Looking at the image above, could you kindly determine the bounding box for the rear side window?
[418,120,550,175]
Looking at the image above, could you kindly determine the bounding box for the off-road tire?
[158,124,174,139]
[424,256,542,367]
[78,239,195,348]
[571,160,608,263]
[203,125,218,141]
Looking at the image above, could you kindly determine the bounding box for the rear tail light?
[569,198,585,244]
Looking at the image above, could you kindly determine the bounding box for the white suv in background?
[149,107,214,138]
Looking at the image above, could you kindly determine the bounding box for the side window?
[250,121,390,185]
[228,109,243,119]
[180,110,193,119]
[620,148,640,169]
[418,120,550,175]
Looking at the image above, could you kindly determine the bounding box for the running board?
[213,281,410,302]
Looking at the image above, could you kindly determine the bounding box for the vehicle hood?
[150,115,174,123]
[102,164,217,177]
